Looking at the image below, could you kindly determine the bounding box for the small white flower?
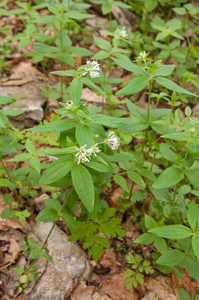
[65,101,78,111]
[107,131,120,150]
[83,60,101,78]
[118,27,128,38]
[75,144,101,164]
[137,51,147,61]
[190,127,196,134]
[75,145,90,164]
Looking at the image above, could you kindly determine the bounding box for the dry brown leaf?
[1,78,33,86]
[99,272,139,300]
[11,61,44,78]
[82,88,103,103]
[144,276,177,300]
[8,238,21,262]
[71,282,101,300]
[172,269,199,299]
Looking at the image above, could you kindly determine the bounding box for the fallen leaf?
[71,282,101,300]
[11,61,44,79]
[1,78,33,86]
[144,276,177,300]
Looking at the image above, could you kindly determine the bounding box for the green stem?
[128,182,135,201]
[147,80,152,122]
[0,155,12,181]
[172,184,178,205]
[109,12,112,28]
[185,13,191,49]
[60,21,63,101]
[102,57,110,114]
[41,60,49,116]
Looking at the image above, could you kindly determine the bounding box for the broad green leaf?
[175,268,184,279]
[185,169,199,189]
[75,124,94,148]
[91,114,133,128]
[150,187,171,203]
[19,37,30,51]
[119,121,148,132]
[154,237,167,254]
[39,158,74,185]
[71,164,95,213]
[61,214,78,232]
[116,77,149,96]
[51,70,77,77]
[30,156,41,173]
[187,201,199,231]
[178,288,191,300]
[192,235,199,260]
[86,161,113,173]
[152,167,184,189]
[26,119,78,132]
[31,15,57,23]
[152,65,175,77]
[155,77,197,97]
[159,143,178,163]
[161,133,189,141]
[134,233,155,245]
[32,42,57,55]
[149,108,172,121]
[30,249,41,259]
[149,225,192,239]
[0,96,12,104]
[112,57,148,76]
[92,50,110,60]
[25,139,35,154]
[93,34,111,52]
[157,249,185,266]
[36,208,59,222]
[28,272,36,281]
[1,208,11,219]
[102,3,112,14]
[0,179,16,189]
[14,267,24,274]
[45,199,61,213]
[70,78,83,105]
[127,171,146,188]
[81,77,107,97]
[185,255,199,281]
[2,109,25,116]
[137,168,157,181]
[113,175,128,190]
[126,98,148,121]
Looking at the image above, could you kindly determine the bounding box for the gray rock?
[27,222,91,300]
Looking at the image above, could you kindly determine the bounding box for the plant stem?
[128,182,135,201]
[147,80,152,122]
[109,12,112,28]
[60,21,63,101]
[0,155,12,181]
[102,57,110,114]
[41,60,49,116]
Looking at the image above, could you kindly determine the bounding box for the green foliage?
[124,253,154,289]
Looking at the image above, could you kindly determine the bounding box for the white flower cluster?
[107,131,120,150]
[83,60,101,78]
[65,101,78,111]
[190,127,196,134]
[75,144,101,164]
[137,51,147,61]
[118,27,128,38]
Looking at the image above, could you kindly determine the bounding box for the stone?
[26,222,91,300]
[141,292,156,300]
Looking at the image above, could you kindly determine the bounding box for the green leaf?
[155,77,197,97]
[112,57,148,77]
[126,98,148,121]
[39,159,74,185]
[45,199,61,213]
[75,124,94,148]
[81,77,107,98]
[127,171,146,188]
[30,249,41,259]
[92,50,110,60]
[28,272,36,281]
[152,167,184,189]
[157,249,185,266]
[0,96,12,105]
[43,252,52,260]
[31,15,57,24]
[1,208,11,219]
[101,3,112,14]
[175,268,184,280]
[70,78,83,105]
[8,153,32,161]
[134,233,155,245]
[161,133,189,141]
[159,143,178,163]
[113,175,128,190]
[152,65,175,77]
[71,164,95,213]
[14,267,24,274]
[0,179,16,189]
[185,169,199,189]
[92,114,134,128]
[61,214,78,232]
[30,156,41,173]
[26,119,78,132]
[178,288,191,300]
[192,235,199,260]
[36,208,59,222]
[93,34,111,52]
[19,37,30,51]
[185,255,199,281]
[51,70,77,77]
[28,239,41,249]
[149,225,192,239]
[116,77,149,96]
[154,237,167,254]
[187,201,199,231]
[137,168,157,181]
[25,139,35,154]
